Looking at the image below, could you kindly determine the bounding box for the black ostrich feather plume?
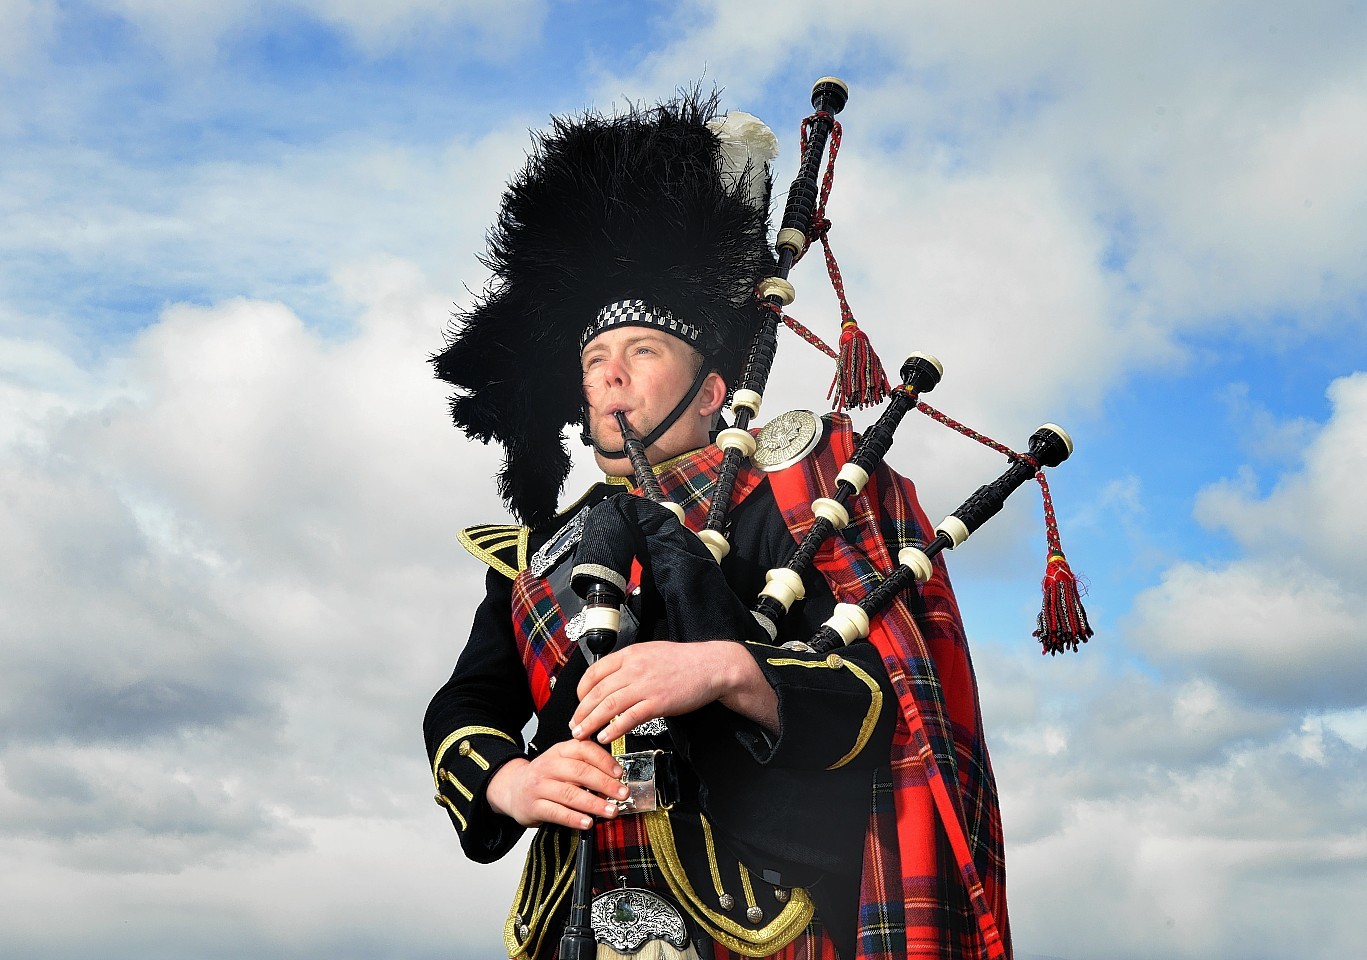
[433,90,775,527]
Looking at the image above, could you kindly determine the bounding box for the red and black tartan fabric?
[510,573,571,713]
[509,422,1008,959]
[768,414,1009,960]
[509,445,768,714]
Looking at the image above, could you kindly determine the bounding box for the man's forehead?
[581,327,684,355]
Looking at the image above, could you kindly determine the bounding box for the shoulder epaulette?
[457,524,530,580]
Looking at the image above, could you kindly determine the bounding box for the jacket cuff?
[432,726,526,861]
[735,642,891,771]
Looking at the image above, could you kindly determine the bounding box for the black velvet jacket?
[424,476,897,957]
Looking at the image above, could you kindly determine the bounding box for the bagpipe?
[558,77,1093,959]
[570,75,1092,668]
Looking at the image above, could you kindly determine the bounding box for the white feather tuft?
[707,111,780,212]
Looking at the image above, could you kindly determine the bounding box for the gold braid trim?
[764,657,883,770]
[431,726,517,784]
[603,446,708,485]
[643,810,813,956]
[440,769,473,801]
[698,814,729,902]
[457,524,530,580]
[737,861,759,918]
[827,660,881,769]
[433,791,467,830]
[505,828,578,960]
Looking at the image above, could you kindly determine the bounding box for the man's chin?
[588,429,634,477]
[591,448,637,478]
[589,419,654,454]
[598,461,637,478]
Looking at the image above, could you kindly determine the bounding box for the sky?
[1,1,1364,958]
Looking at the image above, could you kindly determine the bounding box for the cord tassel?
[1035,551,1093,654]
[829,317,890,410]
[1032,470,1092,654]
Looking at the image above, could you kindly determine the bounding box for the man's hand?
[484,740,629,830]
[570,640,779,745]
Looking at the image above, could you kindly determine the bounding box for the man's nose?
[595,355,628,386]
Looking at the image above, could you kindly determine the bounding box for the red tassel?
[1034,552,1093,655]
[828,319,890,410]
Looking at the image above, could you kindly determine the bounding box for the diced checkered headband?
[580,299,702,350]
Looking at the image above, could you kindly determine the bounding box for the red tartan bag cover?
[767,414,1009,960]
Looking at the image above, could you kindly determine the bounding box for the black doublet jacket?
[425,468,898,958]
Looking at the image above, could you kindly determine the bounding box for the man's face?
[581,326,721,475]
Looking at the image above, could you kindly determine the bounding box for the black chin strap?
[580,362,712,460]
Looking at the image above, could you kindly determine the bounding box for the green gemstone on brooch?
[614,896,639,924]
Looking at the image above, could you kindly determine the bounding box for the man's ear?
[697,371,727,418]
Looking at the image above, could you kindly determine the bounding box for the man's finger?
[556,756,629,801]
[555,737,623,771]
[593,701,652,744]
[531,797,601,831]
[576,650,624,700]
[574,689,644,743]
[570,674,634,738]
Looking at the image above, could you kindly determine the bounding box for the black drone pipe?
[803,424,1074,656]
[699,77,850,560]
[752,352,942,637]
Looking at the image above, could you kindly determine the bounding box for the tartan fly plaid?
[510,571,571,713]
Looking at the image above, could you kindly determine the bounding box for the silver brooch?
[590,887,689,954]
[528,503,591,577]
[753,410,822,472]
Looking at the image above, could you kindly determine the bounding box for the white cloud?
[0,743,306,873]
[0,262,529,952]
[79,0,546,61]
[1007,715,1367,959]
[1218,382,1317,464]
[304,0,546,58]
[1130,558,1367,707]
[977,643,1367,960]
[1320,706,1367,750]
[1196,372,1367,579]
[607,0,1367,350]
[0,0,54,73]
[1,125,534,341]
[977,363,1367,958]
[822,155,1130,426]
[1123,371,1367,705]
[0,815,525,959]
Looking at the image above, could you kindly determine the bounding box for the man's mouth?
[587,406,634,444]
[599,406,632,428]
